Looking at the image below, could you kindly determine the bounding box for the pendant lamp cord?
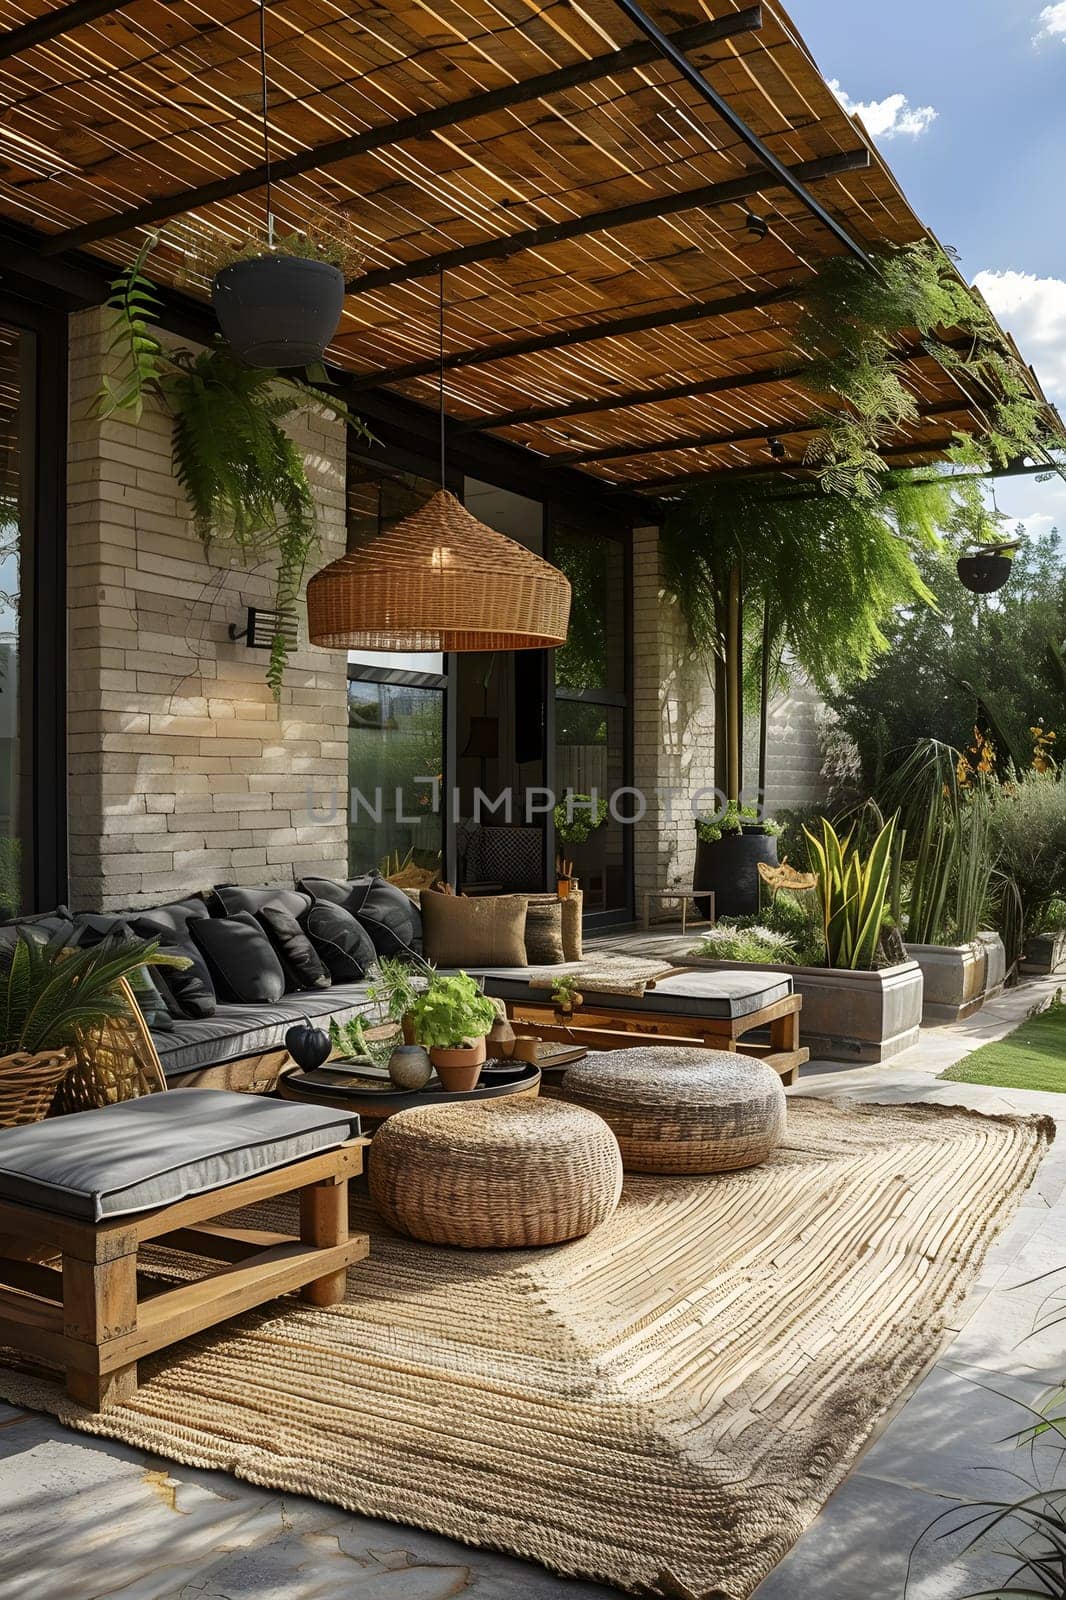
[258,0,274,243]
[438,268,446,491]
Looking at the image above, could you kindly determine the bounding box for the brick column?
[66,307,350,911]
[630,525,717,906]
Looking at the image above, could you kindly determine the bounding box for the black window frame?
[0,292,67,913]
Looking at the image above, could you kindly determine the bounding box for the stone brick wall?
[66,307,349,912]
[630,526,826,902]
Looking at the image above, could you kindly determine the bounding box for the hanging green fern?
[96,238,371,697]
[792,241,1064,495]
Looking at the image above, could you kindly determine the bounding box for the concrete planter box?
[1021,930,1066,976]
[687,956,923,1064]
[904,933,1007,1024]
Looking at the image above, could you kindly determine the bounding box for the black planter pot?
[957,553,1013,594]
[694,828,779,920]
[212,255,345,368]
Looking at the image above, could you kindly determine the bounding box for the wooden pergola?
[0,0,1059,501]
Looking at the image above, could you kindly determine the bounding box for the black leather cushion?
[69,913,174,1032]
[212,884,313,920]
[131,915,216,1020]
[257,905,331,991]
[299,872,422,957]
[302,901,377,982]
[189,911,286,1004]
[134,897,210,938]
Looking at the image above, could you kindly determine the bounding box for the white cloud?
[1035,3,1066,42]
[829,80,938,140]
[972,268,1066,408]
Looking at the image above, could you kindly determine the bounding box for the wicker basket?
[53,977,166,1115]
[0,1048,75,1128]
[558,1048,786,1174]
[369,1097,622,1249]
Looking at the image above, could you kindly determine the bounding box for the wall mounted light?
[229,607,298,651]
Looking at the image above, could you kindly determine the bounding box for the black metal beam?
[350,282,799,393]
[623,438,964,494]
[43,8,764,255]
[454,359,807,434]
[345,148,870,295]
[607,0,873,269]
[549,398,973,468]
[0,0,133,61]
[453,335,977,433]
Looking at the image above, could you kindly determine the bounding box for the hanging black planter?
[956,550,1014,595]
[212,254,345,368]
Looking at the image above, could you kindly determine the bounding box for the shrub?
[409,972,497,1050]
[695,801,781,845]
[690,925,797,964]
[988,771,1066,933]
[1031,896,1066,935]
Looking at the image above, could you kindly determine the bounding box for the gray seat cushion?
[152,981,376,1080]
[472,965,792,1021]
[0,1089,357,1222]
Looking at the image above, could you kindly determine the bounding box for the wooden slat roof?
[0,0,1058,498]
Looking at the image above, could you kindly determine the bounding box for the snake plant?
[804,814,899,971]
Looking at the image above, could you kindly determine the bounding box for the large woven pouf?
[368,1098,622,1249]
[559,1048,786,1174]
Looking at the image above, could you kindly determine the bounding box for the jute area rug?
[0,1098,1053,1599]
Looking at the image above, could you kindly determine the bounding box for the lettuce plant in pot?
[409,973,497,1092]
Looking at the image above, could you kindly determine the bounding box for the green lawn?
[940,1003,1066,1093]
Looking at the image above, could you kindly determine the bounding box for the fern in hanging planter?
[95,237,371,697]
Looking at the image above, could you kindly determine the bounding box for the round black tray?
[279,1058,541,1122]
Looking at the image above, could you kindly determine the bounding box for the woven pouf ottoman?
[369,1098,622,1248]
[559,1047,786,1174]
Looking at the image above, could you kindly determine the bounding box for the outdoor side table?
[0,1089,369,1411]
[641,888,716,932]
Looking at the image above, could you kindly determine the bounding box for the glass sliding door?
[346,453,447,882]
[550,513,632,922]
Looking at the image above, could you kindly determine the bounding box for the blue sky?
[794,0,1066,539]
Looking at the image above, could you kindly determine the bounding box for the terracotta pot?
[429,1037,486,1092]
[511,1036,540,1065]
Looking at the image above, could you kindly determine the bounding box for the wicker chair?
[52,977,166,1115]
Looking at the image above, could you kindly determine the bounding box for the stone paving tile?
[751,1472,1021,1600]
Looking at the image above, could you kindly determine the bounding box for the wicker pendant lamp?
[307,488,571,650]
[306,274,571,652]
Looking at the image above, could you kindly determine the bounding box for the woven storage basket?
[0,1048,74,1128]
[369,1097,622,1248]
[307,489,571,652]
[559,1048,786,1174]
[54,978,167,1114]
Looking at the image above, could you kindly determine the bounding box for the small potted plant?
[368,955,429,1045]
[550,976,584,1017]
[409,972,497,1092]
[188,219,364,369]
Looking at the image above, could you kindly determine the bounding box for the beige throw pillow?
[421,892,528,968]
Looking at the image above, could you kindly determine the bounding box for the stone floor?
[3,951,1066,1600]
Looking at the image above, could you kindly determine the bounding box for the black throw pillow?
[302,901,377,982]
[69,913,175,1033]
[299,872,422,958]
[189,911,286,1004]
[256,905,331,992]
[131,915,217,1020]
